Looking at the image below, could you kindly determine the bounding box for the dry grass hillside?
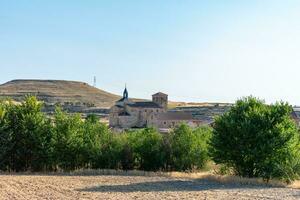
[0,79,232,120]
[0,79,120,108]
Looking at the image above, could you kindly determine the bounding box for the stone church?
[109,87,202,130]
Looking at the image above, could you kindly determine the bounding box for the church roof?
[117,97,127,102]
[127,101,162,108]
[156,112,195,121]
[123,87,128,99]
[152,92,168,97]
[117,86,129,102]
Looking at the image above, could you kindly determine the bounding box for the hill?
[0,79,120,108]
[0,79,234,121]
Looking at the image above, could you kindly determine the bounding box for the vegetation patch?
[0,96,211,172]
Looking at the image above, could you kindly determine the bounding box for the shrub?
[95,132,123,169]
[0,96,210,173]
[0,101,10,170]
[0,96,53,171]
[120,142,135,170]
[52,107,84,170]
[210,96,300,182]
[81,116,104,168]
[129,128,165,171]
[170,124,212,171]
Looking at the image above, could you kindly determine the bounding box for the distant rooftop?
[156,112,195,121]
[293,107,300,112]
[128,101,162,108]
[152,92,168,96]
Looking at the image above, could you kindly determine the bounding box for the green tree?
[52,107,84,170]
[170,124,211,171]
[0,101,11,170]
[119,133,135,170]
[85,114,99,124]
[132,128,165,171]
[94,131,122,169]
[210,96,300,182]
[0,96,53,171]
[81,116,103,168]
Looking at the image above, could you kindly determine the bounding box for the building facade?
[109,87,202,130]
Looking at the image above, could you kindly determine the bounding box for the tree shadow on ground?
[76,178,281,193]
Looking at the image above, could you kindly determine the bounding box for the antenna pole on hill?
[93,76,96,87]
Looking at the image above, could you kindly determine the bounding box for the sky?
[1,1,300,105]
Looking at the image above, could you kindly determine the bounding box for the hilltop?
[0,79,233,121]
[0,79,120,108]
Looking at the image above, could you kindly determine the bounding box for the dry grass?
[1,170,300,200]
[2,169,292,188]
[71,169,300,189]
[0,79,120,108]
[288,181,300,189]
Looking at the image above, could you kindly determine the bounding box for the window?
[164,121,166,125]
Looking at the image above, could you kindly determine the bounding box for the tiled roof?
[156,112,195,121]
[127,101,162,108]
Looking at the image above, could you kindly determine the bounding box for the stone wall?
[152,94,168,110]
[148,118,203,129]
[109,106,121,127]
[118,115,138,128]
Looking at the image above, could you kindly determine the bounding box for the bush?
[210,96,300,182]
[130,128,165,171]
[170,124,212,171]
[0,96,53,171]
[95,131,123,169]
[0,96,212,172]
[81,115,105,168]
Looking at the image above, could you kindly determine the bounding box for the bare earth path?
[0,175,299,200]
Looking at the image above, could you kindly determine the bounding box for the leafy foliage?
[0,96,212,172]
[210,96,300,182]
[170,124,212,171]
[0,96,52,171]
[130,128,165,171]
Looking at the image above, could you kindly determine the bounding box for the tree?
[52,107,84,170]
[81,116,103,168]
[0,96,53,171]
[119,133,135,170]
[95,131,122,169]
[127,128,165,171]
[210,96,300,182]
[85,114,99,124]
[170,124,212,171]
[0,101,10,171]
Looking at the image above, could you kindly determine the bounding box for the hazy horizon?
[1,1,300,105]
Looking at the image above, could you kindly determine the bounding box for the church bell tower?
[152,92,168,110]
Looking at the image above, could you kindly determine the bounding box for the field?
[1,173,300,200]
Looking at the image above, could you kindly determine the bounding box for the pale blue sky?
[1,1,300,104]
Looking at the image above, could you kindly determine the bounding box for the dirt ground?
[0,174,299,200]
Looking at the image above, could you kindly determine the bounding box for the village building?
[292,108,300,126]
[109,87,202,130]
